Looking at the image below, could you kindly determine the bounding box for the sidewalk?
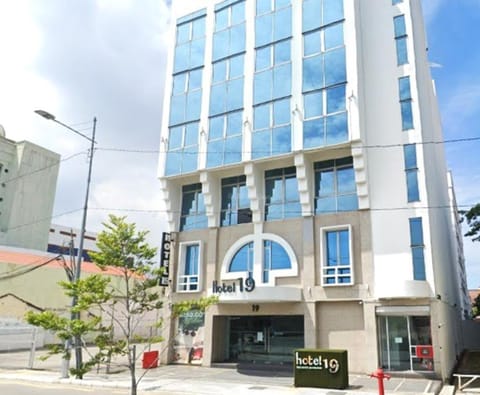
[0,348,444,395]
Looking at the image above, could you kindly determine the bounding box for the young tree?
[88,214,162,395]
[27,215,163,395]
[462,203,480,242]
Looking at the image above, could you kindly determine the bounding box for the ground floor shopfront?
[167,300,443,377]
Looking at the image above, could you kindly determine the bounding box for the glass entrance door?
[378,315,434,372]
[228,315,304,364]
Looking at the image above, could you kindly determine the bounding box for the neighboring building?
[158,0,468,379]
[48,224,99,262]
[0,126,60,251]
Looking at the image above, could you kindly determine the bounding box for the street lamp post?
[35,109,97,375]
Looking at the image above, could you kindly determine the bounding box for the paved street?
[0,348,443,395]
[0,380,128,395]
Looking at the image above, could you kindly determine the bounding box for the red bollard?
[370,368,391,395]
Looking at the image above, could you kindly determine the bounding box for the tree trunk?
[130,345,137,395]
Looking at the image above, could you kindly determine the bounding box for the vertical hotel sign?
[159,232,171,286]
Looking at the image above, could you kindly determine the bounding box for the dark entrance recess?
[214,315,304,366]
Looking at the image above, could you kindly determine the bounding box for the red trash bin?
[142,350,159,369]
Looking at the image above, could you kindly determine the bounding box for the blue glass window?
[315,157,357,213]
[210,54,244,117]
[170,69,203,127]
[303,0,344,32]
[221,176,251,226]
[255,0,291,47]
[174,17,206,73]
[399,76,413,130]
[323,228,352,285]
[213,1,245,61]
[392,0,403,4]
[265,167,301,221]
[207,111,243,168]
[404,144,420,202]
[180,184,207,231]
[166,122,199,176]
[254,40,291,105]
[229,242,253,276]
[253,98,291,159]
[177,244,200,292]
[409,217,426,280]
[394,15,408,65]
[263,240,291,283]
[303,85,347,149]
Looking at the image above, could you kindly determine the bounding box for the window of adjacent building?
[394,14,408,65]
[404,144,420,202]
[165,122,199,176]
[213,1,246,61]
[265,166,301,221]
[392,0,403,4]
[263,239,291,283]
[302,1,347,150]
[221,175,251,226]
[253,98,291,159]
[322,226,353,286]
[399,76,413,130]
[314,157,358,214]
[174,16,206,73]
[409,217,426,280]
[177,242,201,292]
[229,241,254,276]
[180,183,207,231]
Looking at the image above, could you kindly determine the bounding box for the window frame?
[221,233,298,286]
[398,76,414,130]
[179,183,208,231]
[220,175,252,226]
[320,224,354,286]
[409,217,426,281]
[403,144,420,202]
[177,241,203,293]
[314,157,358,214]
[393,14,408,66]
[264,166,301,221]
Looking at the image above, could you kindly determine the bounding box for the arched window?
[229,242,253,276]
[263,240,291,282]
[223,234,297,285]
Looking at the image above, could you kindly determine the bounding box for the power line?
[0,254,64,281]
[2,151,87,185]
[95,135,480,155]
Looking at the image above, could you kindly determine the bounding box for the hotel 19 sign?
[294,349,348,389]
[212,277,255,294]
[159,232,171,286]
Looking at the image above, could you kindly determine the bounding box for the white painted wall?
[0,134,59,250]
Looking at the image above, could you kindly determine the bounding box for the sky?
[0,0,478,288]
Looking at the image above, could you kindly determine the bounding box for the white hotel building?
[158,0,469,379]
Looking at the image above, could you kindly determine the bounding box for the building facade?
[0,126,60,251]
[47,224,99,262]
[158,0,468,379]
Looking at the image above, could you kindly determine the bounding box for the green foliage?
[462,203,480,242]
[26,215,164,390]
[472,293,480,318]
